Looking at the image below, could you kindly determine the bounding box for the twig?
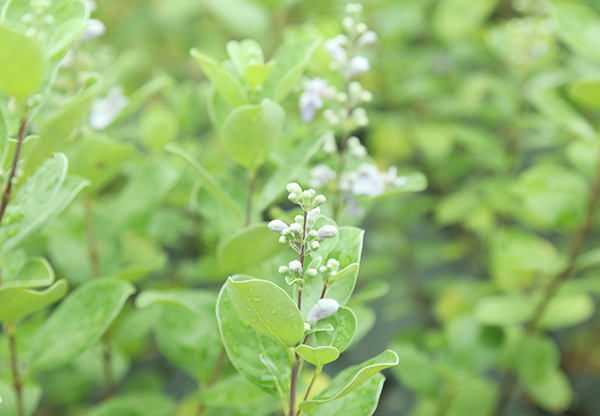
[0,116,27,227]
[5,324,24,416]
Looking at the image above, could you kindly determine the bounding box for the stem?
[83,197,116,397]
[495,150,600,416]
[195,346,228,416]
[5,324,24,416]
[0,116,27,227]
[244,169,256,227]
[290,210,309,416]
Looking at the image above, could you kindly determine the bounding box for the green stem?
[245,169,256,227]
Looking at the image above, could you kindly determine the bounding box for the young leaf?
[262,37,322,102]
[226,39,264,75]
[314,306,357,353]
[0,280,68,325]
[328,263,359,284]
[306,374,385,416]
[23,75,104,176]
[190,48,249,107]
[0,25,44,100]
[299,349,399,411]
[216,282,292,395]
[225,276,304,347]
[30,278,134,370]
[165,144,242,220]
[295,345,340,369]
[218,223,285,272]
[221,98,285,170]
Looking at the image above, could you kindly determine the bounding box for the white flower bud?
[268,219,289,233]
[327,258,340,271]
[322,133,337,154]
[279,266,289,274]
[307,268,318,277]
[342,17,355,32]
[319,266,328,274]
[358,30,378,46]
[295,215,304,224]
[290,223,303,235]
[80,18,106,42]
[360,90,373,102]
[348,55,370,75]
[304,323,311,332]
[302,190,312,207]
[282,229,294,239]
[348,136,360,148]
[312,194,326,208]
[308,207,321,219]
[307,298,340,323]
[355,22,368,34]
[288,193,300,204]
[336,92,348,102]
[317,225,338,239]
[311,241,320,251]
[308,230,318,239]
[286,182,302,195]
[289,260,302,273]
[279,236,288,244]
[335,34,348,45]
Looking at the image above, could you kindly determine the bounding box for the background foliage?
[1,0,600,415]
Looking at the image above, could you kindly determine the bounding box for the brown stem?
[83,197,116,397]
[0,116,28,227]
[244,169,256,227]
[495,150,600,416]
[5,324,24,416]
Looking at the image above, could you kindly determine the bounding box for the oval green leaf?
[295,345,340,369]
[0,25,44,100]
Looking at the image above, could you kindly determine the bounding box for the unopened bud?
[355,22,368,34]
[317,225,338,239]
[268,219,289,233]
[307,268,318,277]
[290,223,303,235]
[307,298,340,323]
[289,260,302,273]
[302,190,312,207]
[304,322,311,332]
[288,193,300,204]
[311,241,320,251]
[279,236,288,244]
[286,182,302,195]
[279,266,289,274]
[312,195,326,208]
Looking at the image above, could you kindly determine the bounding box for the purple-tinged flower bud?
[290,223,303,235]
[307,298,340,323]
[348,56,370,75]
[358,30,378,46]
[80,18,106,42]
[317,225,338,239]
[289,260,302,273]
[287,182,302,195]
[268,219,289,233]
[324,38,348,65]
[308,207,321,219]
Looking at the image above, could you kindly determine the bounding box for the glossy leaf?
[216,283,292,395]
[190,48,249,107]
[299,349,399,411]
[314,306,357,353]
[306,374,385,416]
[296,345,340,369]
[0,25,44,100]
[30,279,134,370]
[221,98,285,170]
[226,277,304,347]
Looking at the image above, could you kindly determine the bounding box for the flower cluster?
[268,182,337,258]
[298,3,377,124]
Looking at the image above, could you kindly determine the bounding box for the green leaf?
[0,380,41,416]
[139,105,179,152]
[243,61,275,89]
[525,369,572,412]
[553,2,600,63]
[568,77,600,109]
[199,374,270,406]
[216,282,292,395]
[391,343,439,397]
[432,0,497,41]
[296,345,340,369]
[226,276,304,347]
[23,75,104,176]
[218,223,285,272]
[221,98,285,170]
[305,373,385,416]
[475,295,532,326]
[314,306,357,353]
[226,39,270,87]
[165,144,242,220]
[528,86,596,141]
[135,289,221,381]
[299,349,398,411]
[87,393,175,416]
[67,131,134,194]
[263,37,322,102]
[190,48,249,107]
[257,131,328,212]
[538,294,595,330]
[328,263,359,284]
[0,279,67,325]
[0,25,44,100]
[1,257,54,288]
[445,377,497,416]
[30,279,134,370]
[514,335,559,385]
